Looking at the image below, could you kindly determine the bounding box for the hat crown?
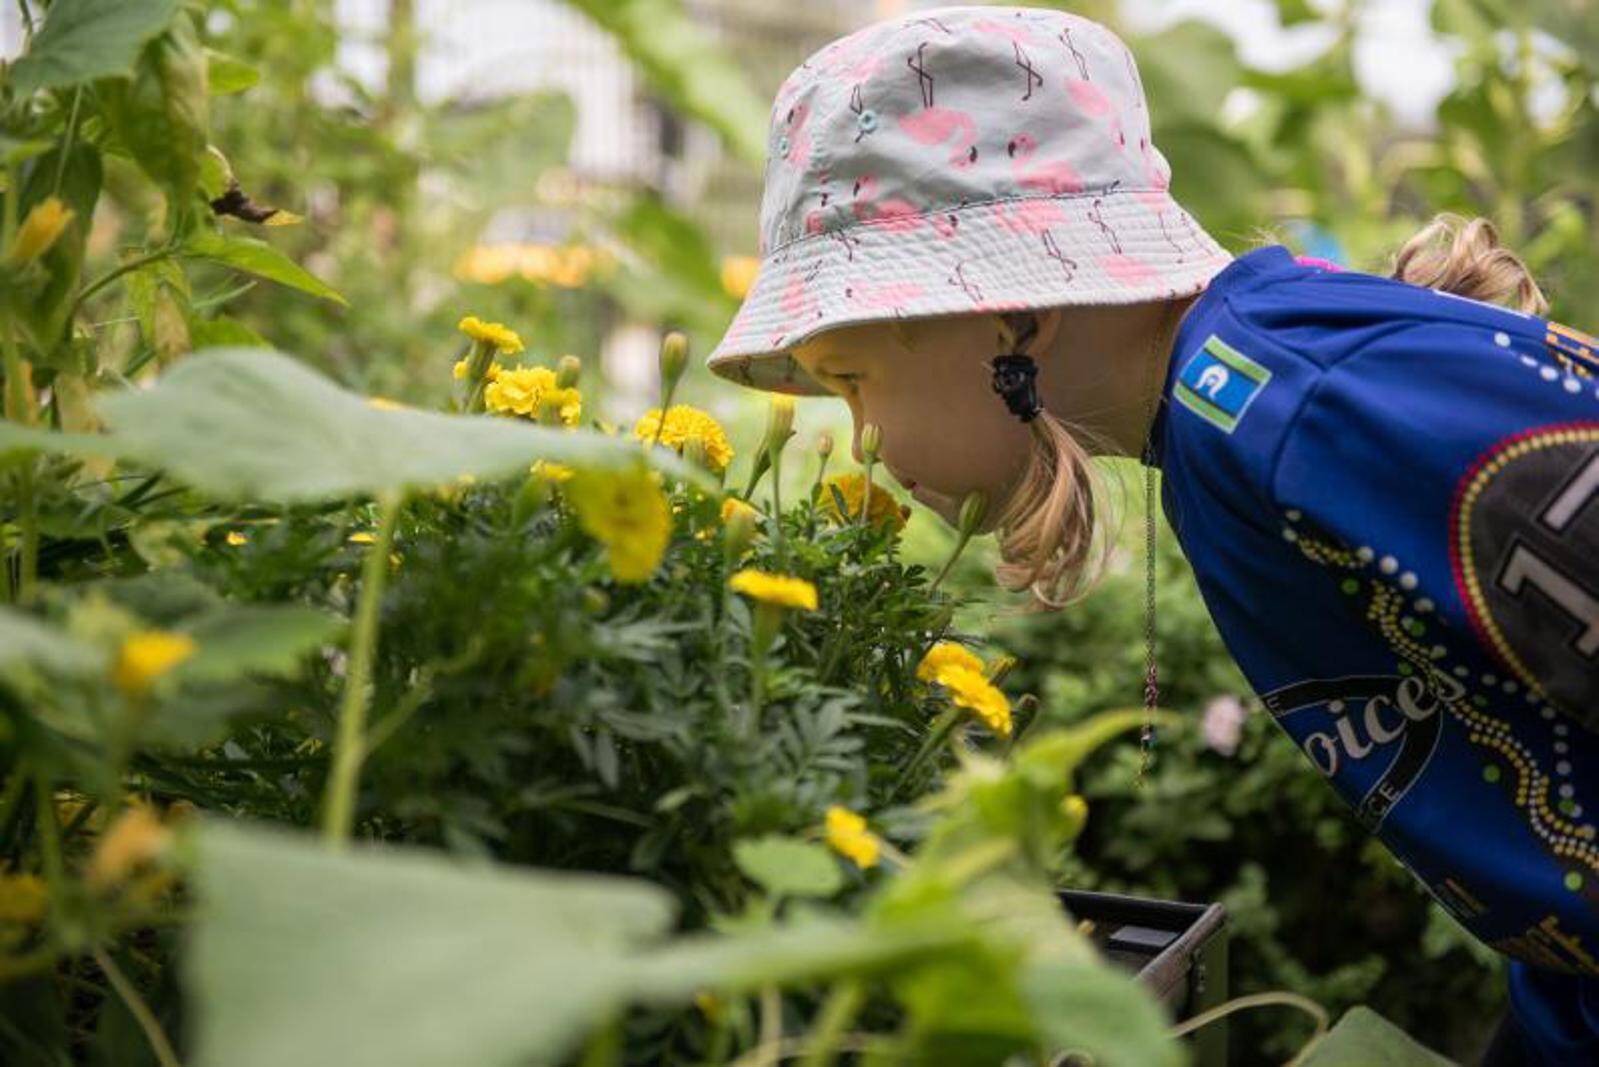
[758,5,1170,257]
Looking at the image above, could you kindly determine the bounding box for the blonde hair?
[992,211,1548,613]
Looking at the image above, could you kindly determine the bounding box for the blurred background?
[4,1,1593,1060]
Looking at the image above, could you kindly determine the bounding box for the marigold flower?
[4,196,73,268]
[728,569,818,611]
[112,631,197,695]
[720,497,761,526]
[632,405,735,474]
[225,531,247,547]
[916,641,986,683]
[720,255,760,299]
[87,804,173,890]
[824,806,880,869]
[0,870,48,923]
[565,465,672,583]
[456,315,524,354]
[931,663,1013,737]
[821,472,909,531]
[483,366,582,425]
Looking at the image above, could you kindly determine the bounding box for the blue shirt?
[1150,243,1598,1063]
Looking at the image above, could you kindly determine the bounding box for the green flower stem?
[798,980,867,1067]
[650,381,679,452]
[65,245,179,340]
[857,458,875,527]
[768,442,787,566]
[91,946,184,1067]
[889,702,963,802]
[320,490,405,848]
[928,527,976,594]
[748,602,779,725]
[32,771,65,891]
[462,341,496,413]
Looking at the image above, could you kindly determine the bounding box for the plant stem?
[768,443,787,567]
[889,703,963,802]
[928,529,975,594]
[797,980,865,1067]
[857,459,874,527]
[66,245,179,338]
[319,491,404,847]
[32,772,64,888]
[91,946,184,1067]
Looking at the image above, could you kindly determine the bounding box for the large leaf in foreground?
[6,0,181,94]
[1296,1007,1458,1066]
[181,816,678,1067]
[79,347,710,501]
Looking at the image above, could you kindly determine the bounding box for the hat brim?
[706,187,1234,397]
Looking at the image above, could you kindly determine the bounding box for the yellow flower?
[824,806,880,869]
[483,366,582,425]
[565,465,672,583]
[819,473,909,531]
[632,405,735,474]
[915,641,986,683]
[931,663,1013,737]
[531,459,575,482]
[720,255,760,299]
[720,497,761,526]
[87,804,173,890]
[0,870,48,924]
[457,315,524,354]
[366,396,406,411]
[225,531,247,547]
[728,569,818,611]
[348,531,376,544]
[112,631,197,695]
[4,196,74,268]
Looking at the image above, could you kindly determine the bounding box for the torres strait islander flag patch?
[1174,334,1273,433]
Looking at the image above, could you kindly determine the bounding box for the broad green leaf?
[180,816,677,1067]
[90,347,714,501]
[733,835,844,898]
[97,13,209,207]
[181,230,347,306]
[7,0,181,94]
[174,606,344,684]
[1020,958,1184,1067]
[204,49,260,94]
[187,314,268,349]
[566,0,767,164]
[0,606,105,677]
[1295,1007,1458,1066]
[6,142,104,352]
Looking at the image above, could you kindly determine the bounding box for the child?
[704,6,1596,1065]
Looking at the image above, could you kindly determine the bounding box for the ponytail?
[1387,212,1549,316]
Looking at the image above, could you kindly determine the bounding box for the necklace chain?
[1136,301,1180,787]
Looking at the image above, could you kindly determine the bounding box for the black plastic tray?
[1059,888,1230,1065]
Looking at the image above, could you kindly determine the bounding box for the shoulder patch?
[1173,333,1272,433]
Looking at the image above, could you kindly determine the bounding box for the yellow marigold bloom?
[0,871,48,923]
[348,531,376,544]
[720,497,761,526]
[932,663,1013,737]
[632,405,735,474]
[565,466,672,583]
[112,631,197,695]
[819,473,909,531]
[728,569,818,611]
[4,196,74,267]
[915,641,986,683]
[824,806,880,869]
[484,366,581,425]
[457,315,524,354]
[720,255,760,299]
[87,804,173,890]
[225,531,247,547]
[531,460,575,482]
[366,396,406,411]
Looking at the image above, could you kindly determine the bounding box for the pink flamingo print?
[782,102,812,166]
[1007,133,1085,195]
[898,107,979,169]
[1100,252,1157,287]
[992,197,1067,236]
[1066,78,1127,150]
[845,279,926,310]
[851,174,923,232]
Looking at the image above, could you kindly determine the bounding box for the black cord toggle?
[991,313,1044,423]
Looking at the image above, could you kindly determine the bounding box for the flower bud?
[860,422,882,463]
[986,653,1018,685]
[723,504,758,560]
[957,490,989,537]
[659,330,689,392]
[762,394,795,455]
[815,430,834,458]
[556,354,582,388]
[4,197,73,269]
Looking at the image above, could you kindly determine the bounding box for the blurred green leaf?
[6,0,181,94]
[174,605,344,684]
[1296,1007,1458,1066]
[181,230,347,307]
[733,835,844,898]
[204,49,260,95]
[0,606,104,677]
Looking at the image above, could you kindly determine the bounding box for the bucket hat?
[706,4,1236,396]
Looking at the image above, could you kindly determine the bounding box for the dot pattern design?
[1285,515,1599,890]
